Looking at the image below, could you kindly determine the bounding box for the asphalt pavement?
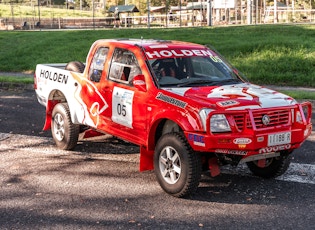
[0,80,314,229]
[1,18,315,225]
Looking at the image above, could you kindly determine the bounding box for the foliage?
[73,0,89,8]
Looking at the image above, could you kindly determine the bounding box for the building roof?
[186,2,208,10]
[108,5,140,13]
[149,6,166,12]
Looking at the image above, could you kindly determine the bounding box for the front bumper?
[186,102,313,160]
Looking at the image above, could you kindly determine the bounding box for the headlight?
[199,108,213,131]
[210,114,231,133]
[296,110,303,123]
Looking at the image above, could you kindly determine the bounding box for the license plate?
[268,132,291,146]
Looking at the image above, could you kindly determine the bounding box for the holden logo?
[262,115,270,126]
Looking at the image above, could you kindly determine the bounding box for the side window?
[109,48,142,85]
[89,47,109,82]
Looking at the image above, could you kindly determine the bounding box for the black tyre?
[65,61,85,73]
[154,132,201,198]
[246,155,291,178]
[51,103,80,150]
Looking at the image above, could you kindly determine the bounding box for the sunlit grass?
[0,24,315,88]
[278,90,315,100]
[233,45,314,86]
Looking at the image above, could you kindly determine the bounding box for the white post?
[247,0,251,24]
[274,0,277,23]
[207,0,212,26]
[147,0,150,28]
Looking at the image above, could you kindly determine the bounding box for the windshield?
[147,49,245,87]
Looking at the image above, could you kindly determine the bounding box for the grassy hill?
[0,24,315,88]
[0,3,105,18]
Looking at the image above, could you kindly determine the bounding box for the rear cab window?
[89,47,109,82]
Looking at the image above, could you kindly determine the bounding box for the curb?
[264,85,315,93]
[0,72,34,91]
[0,72,33,78]
[0,82,34,91]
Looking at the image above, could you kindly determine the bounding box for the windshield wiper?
[160,83,180,87]
[177,79,217,87]
[219,79,242,84]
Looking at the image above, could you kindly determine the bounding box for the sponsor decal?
[156,92,187,108]
[40,69,68,84]
[217,100,239,107]
[133,79,145,86]
[188,134,205,147]
[145,49,212,59]
[259,144,291,154]
[215,149,247,155]
[257,136,264,142]
[233,138,252,145]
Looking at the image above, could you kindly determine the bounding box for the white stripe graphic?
[276,163,315,184]
[221,163,315,185]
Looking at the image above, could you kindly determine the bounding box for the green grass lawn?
[1,24,315,89]
[278,90,315,100]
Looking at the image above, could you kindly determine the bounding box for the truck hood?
[163,83,296,110]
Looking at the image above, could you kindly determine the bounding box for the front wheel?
[246,155,291,178]
[51,103,80,150]
[154,133,201,198]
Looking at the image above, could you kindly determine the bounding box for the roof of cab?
[94,38,205,50]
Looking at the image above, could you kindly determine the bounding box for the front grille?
[233,109,290,131]
[233,115,246,131]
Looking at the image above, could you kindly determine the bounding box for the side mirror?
[132,74,147,92]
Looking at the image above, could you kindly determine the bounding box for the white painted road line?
[277,163,315,184]
[222,163,315,185]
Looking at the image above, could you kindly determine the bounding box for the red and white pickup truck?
[34,39,312,197]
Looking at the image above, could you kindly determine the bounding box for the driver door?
[104,47,148,144]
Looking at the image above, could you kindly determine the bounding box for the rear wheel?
[246,155,291,178]
[51,103,80,150]
[154,132,201,198]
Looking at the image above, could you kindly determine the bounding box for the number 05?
[117,103,126,116]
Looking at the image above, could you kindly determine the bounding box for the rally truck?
[34,39,312,197]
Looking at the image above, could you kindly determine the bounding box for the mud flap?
[208,157,220,177]
[43,100,59,130]
[139,145,154,171]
